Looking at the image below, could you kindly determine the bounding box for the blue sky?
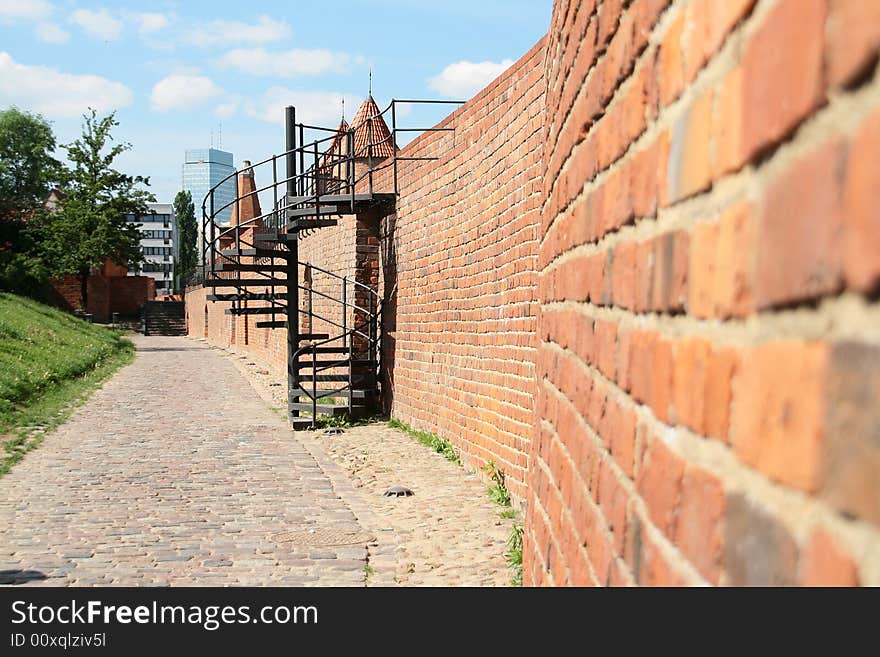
[0,0,551,203]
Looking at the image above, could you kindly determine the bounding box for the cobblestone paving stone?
[0,336,368,586]
[219,341,517,586]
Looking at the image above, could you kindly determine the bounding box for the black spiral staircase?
[200,100,458,429]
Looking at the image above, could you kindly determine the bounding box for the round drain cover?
[270,528,376,546]
[383,486,414,497]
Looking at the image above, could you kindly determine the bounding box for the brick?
[755,139,845,309]
[658,10,686,107]
[666,88,714,203]
[843,109,880,292]
[825,0,880,88]
[610,405,637,479]
[676,465,725,584]
[703,346,737,441]
[724,493,798,586]
[612,240,637,309]
[672,337,711,433]
[742,0,826,159]
[688,0,756,79]
[689,220,719,318]
[636,438,684,540]
[712,66,745,176]
[651,230,688,312]
[821,342,880,525]
[713,202,754,317]
[731,341,828,492]
[799,527,860,587]
[650,337,674,423]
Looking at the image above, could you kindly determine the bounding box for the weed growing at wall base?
[507,523,523,587]
[483,460,512,507]
[387,419,460,464]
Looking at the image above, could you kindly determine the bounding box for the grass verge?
[0,292,135,476]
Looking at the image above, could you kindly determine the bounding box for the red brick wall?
[51,266,154,322]
[373,40,546,499]
[527,0,880,586]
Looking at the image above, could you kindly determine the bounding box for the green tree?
[0,107,61,217]
[39,109,154,311]
[173,189,197,290]
[0,108,61,298]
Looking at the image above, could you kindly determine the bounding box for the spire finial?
[341,97,345,121]
[369,68,372,97]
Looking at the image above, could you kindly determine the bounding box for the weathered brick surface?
[530,0,880,586]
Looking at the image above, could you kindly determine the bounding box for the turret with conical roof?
[350,95,395,160]
[317,118,351,195]
[348,95,396,193]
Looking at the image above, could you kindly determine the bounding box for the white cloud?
[428,59,514,98]
[189,15,290,48]
[150,74,223,112]
[216,47,360,77]
[136,12,168,34]
[35,23,69,44]
[0,51,132,117]
[0,0,52,22]
[214,101,239,119]
[70,8,123,41]
[243,87,359,126]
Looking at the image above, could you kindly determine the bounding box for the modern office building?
[182,148,235,263]
[126,203,177,296]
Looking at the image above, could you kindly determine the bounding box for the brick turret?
[229,160,262,227]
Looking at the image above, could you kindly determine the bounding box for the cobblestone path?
[0,336,369,586]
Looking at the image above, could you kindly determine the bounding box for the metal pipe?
[285,105,300,425]
[392,101,399,195]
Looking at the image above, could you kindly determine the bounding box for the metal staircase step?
[298,374,375,383]
[284,193,394,207]
[293,359,375,369]
[255,321,287,328]
[293,388,373,399]
[213,263,289,273]
[219,247,289,258]
[295,346,350,355]
[225,306,286,316]
[207,293,285,302]
[206,279,288,288]
[287,402,359,415]
[285,205,342,219]
[289,417,315,431]
[291,219,340,229]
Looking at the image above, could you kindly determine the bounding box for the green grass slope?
[0,292,134,473]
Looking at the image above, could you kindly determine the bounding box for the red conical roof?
[321,118,350,166]
[350,95,395,159]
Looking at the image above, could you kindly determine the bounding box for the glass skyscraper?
[182,148,235,264]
